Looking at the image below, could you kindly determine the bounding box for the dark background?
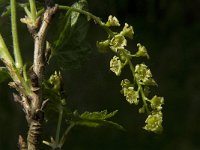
[1,0,200,149]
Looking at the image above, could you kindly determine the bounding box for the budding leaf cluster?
[43,71,66,114]
[96,15,164,133]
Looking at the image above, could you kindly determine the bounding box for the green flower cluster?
[96,15,164,133]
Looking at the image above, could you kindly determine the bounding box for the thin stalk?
[58,5,114,36]
[29,0,37,21]
[37,8,45,17]
[11,0,23,68]
[59,122,75,148]
[128,60,150,114]
[55,108,63,145]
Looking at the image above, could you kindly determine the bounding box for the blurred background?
[1,0,200,149]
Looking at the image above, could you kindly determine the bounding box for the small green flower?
[105,15,120,27]
[118,49,131,63]
[120,23,134,39]
[121,79,139,105]
[150,96,164,111]
[135,43,149,59]
[143,111,163,133]
[110,56,122,76]
[96,40,110,53]
[120,79,131,88]
[122,86,139,105]
[110,34,127,52]
[48,71,62,92]
[135,64,157,86]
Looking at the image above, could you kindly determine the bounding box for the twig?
[18,135,27,150]
[33,5,58,85]
[27,5,58,150]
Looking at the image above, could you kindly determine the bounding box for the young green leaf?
[52,0,89,52]
[80,110,118,120]
[50,0,90,70]
[72,110,124,130]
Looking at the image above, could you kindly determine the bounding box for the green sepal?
[96,40,110,53]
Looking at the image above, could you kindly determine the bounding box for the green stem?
[11,0,23,68]
[24,6,32,18]
[37,8,45,17]
[0,34,14,65]
[29,0,37,21]
[128,59,150,114]
[0,35,30,95]
[59,122,75,148]
[55,108,63,145]
[58,5,113,36]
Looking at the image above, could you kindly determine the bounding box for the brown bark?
[26,5,58,150]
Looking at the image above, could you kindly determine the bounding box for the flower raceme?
[96,15,164,133]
